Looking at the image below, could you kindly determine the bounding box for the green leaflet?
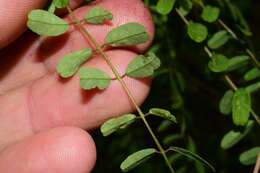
[221,121,254,149]
[207,31,230,49]
[27,10,69,36]
[126,53,161,78]
[168,147,216,172]
[84,6,113,24]
[208,54,229,72]
[149,108,177,123]
[232,88,251,126]
[57,48,92,78]
[163,134,182,146]
[246,81,260,93]
[53,0,69,8]
[239,146,260,165]
[244,68,260,81]
[120,148,157,172]
[105,23,149,47]
[178,0,193,16]
[79,67,111,90]
[201,5,220,23]
[101,114,137,136]
[157,120,172,132]
[219,90,234,115]
[48,2,56,13]
[187,22,208,43]
[227,55,249,71]
[156,0,176,15]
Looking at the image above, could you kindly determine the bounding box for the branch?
[66,6,175,173]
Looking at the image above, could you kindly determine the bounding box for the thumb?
[0,127,96,173]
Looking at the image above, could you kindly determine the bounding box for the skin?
[0,0,154,172]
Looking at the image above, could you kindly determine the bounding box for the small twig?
[253,153,260,173]
[175,9,189,25]
[66,6,175,173]
[224,75,238,91]
[218,19,239,40]
[246,48,260,68]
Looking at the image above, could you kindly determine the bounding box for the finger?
[0,0,47,49]
[0,127,96,173]
[0,0,154,94]
[0,50,150,147]
[0,0,85,49]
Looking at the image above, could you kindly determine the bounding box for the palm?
[0,0,154,172]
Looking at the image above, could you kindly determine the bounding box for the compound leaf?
[105,23,149,47]
[101,114,137,136]
[57,48,92,78]
[84,6,113,24]
[120,148,157,172]
[79,67,111,90]
[126,53,161,78]
[27,9,69,36]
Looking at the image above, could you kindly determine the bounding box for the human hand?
[0,0,154,172]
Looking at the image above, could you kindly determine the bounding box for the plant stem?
[175,9,189,25]
[218,19,239,40]
[206,47,260,125]
[253,153,260,173]
[66,6,175,173]
[217,20,260,68]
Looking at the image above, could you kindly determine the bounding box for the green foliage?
[187,22,208,43]
[120,148,157,172]
[101,114,137,136]
[84,6,113,24]
[79,67,111,90]
[57,48,92,78]
[232,89,251,126]
[178,0,193,16]
[219,90,234,115]
[126,53,161,78]
[53,0,69,8]
[208,54,229,72]
[168,147,216,172]
[239,146,260,165]
[221,121,254,149]
[27,1,260,172]
[156,0,176,15]
[244,68,260,81]
[27,10,69,36]
[105,23,149,47]
[207,31,230,49]
[148,108,177,123]
[201,5,220,23]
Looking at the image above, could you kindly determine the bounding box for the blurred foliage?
[92,0,260,172]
